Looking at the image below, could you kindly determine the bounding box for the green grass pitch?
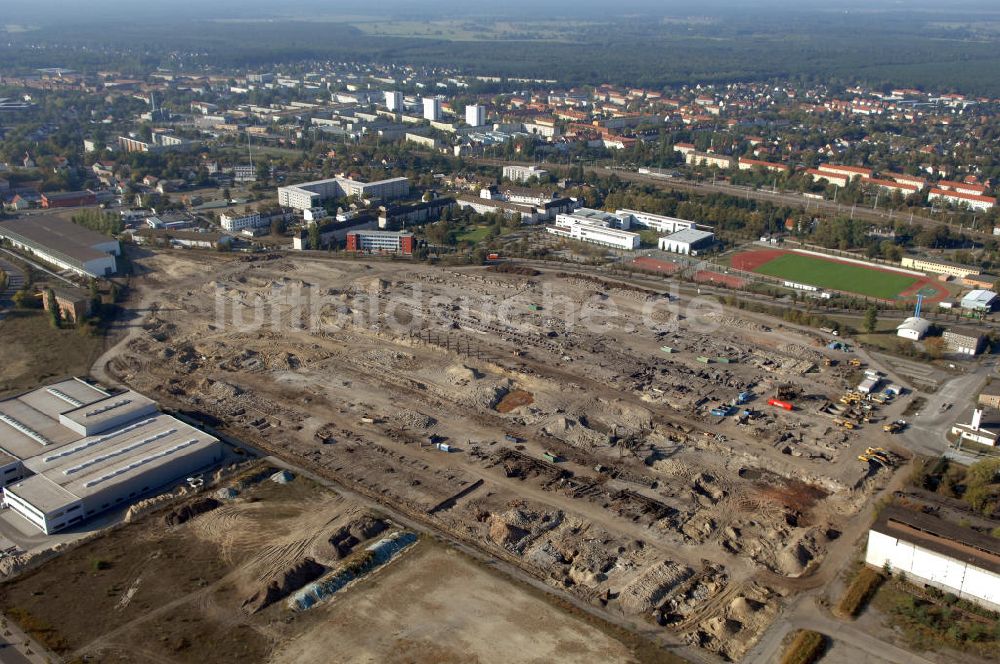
[752,253,918,298]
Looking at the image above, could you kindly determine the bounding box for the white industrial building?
[0,379,223,534]
[865,506,1000,611]
[0,216,119,278]
[896,316,930,341]
[278,176,410,211]
[960,289,997,311]
[657,228,715,255]
[465,104,486,127]
[548,209,640,250]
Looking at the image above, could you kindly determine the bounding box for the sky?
[1,0,998,33]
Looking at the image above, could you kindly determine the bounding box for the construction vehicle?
[823,357,834,367]
[848,358,863,367]
[866,448,893,466]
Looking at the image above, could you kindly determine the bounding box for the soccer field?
[752,253,919,299]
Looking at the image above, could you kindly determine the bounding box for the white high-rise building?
[465,104,486,127]
[422,97,441,121]
[385,91,403,112]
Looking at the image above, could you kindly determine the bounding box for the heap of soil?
[164,497,221,526]
[329,517,388,558]
[242,557,326,614]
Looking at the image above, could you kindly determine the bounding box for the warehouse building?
[657,228,715,255]
[40,190,97,209]
[0,216,119,278]
[896,316,930,341]
[960,289,997,312]
[278,176,410,211]
[0,379,223,534]
[865,505,1000,611]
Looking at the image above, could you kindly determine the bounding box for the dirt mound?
[488,518,529,549]
[728,596,763,622]
[329,517,389,558]
[164,497,221,526]
[496,389,534,413]
[445,364,480,384]
[242,557,326,614]
[776,542,814,577]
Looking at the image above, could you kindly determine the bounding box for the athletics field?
[731,249,948,301]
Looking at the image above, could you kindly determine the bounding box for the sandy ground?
[271,542,640,664]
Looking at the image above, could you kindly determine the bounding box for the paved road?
[0,612,53,664]
[744,596,939,664]
[902,357,998,464]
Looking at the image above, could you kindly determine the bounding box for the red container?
[768,398,793,411]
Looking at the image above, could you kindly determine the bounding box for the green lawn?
[456,225,492,244]
[753,253,918,299]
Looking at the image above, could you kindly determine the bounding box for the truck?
[883,420,907,434]
[768,399,793,411]
[710,406,732,417]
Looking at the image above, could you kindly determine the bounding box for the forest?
[2,8,1000,96]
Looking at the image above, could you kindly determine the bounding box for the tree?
[45,288,61,329]
[270,217,286,236]
[863,306,878,334]
[12,288,36,309]
[924,336,945,359]
[308,223,322,250]
[88,279,102,318]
